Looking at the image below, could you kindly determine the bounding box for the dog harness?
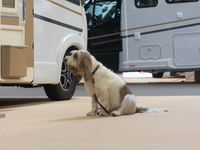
[91,64,109,114]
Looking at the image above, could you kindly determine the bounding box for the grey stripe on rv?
[34,13,83,32]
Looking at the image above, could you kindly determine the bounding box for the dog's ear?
[80,51,92,82]
[84,59,92,82]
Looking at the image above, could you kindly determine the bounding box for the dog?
[65,50,169,116]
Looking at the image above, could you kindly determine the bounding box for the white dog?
[65,50,169,116]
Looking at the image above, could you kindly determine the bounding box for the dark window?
[67,0,80,5]
[166,0,198,3]
[2,0,15,8]
[135,0,158,8]
[22,0,25,22]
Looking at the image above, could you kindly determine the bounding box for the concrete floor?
[1,96,200,150]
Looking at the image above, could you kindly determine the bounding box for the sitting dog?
[65,50,169,116]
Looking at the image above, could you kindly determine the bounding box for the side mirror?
[86,12,92,28]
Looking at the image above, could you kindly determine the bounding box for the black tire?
[152,72,164,78]
[44,52,77,101]
[195,71,200,83]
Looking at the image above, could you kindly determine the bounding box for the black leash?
[93,94,109,114]
[91,65,109,115]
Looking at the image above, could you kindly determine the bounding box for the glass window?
[85,0,118,26]
[93,0,117,25]
[85,0,94,17]
[135,0,158,8]
[67,0,80,5]
[166,0,198,3]
[2,0,15,8]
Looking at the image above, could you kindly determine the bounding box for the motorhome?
[0,0,87,100]
[84,0,200,81]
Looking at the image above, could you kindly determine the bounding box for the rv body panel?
[119,0,200,72]
[33,0,87,84]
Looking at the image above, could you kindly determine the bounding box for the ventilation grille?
[2,0,15,8]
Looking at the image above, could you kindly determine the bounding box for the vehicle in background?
[0,0,87,100]
[84,0,200,82]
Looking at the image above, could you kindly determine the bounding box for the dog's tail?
[111,94,169,116]
[135,107,169,113]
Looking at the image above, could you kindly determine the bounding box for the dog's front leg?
[87,95,98,116]
[98,95,109,116]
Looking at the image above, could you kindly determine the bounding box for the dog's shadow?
[52,115,109,123]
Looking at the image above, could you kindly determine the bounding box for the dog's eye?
[73,53,78,59]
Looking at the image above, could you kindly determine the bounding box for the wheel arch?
[55,34,86,83]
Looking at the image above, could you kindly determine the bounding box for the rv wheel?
[152,72,164,78]
[44,56,77,101]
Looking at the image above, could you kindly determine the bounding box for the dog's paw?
[98,111,108,116]
[87,111,97,116]
[111,111,120,117]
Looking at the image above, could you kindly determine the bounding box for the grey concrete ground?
[0,77,200,150]
[0,77,199,99]
[1,96,200,150]
[75,82,200,96]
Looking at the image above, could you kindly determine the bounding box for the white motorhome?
[0,0,87,100]
[84,0,200,81]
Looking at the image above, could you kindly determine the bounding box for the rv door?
[85,0,122,72]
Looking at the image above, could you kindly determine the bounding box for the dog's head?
[64,50,92,81]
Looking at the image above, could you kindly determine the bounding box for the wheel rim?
[60,59,74,91]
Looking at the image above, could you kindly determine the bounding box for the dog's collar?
[91,64,100,84]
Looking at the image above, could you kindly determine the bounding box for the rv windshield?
[85,0,117,26]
